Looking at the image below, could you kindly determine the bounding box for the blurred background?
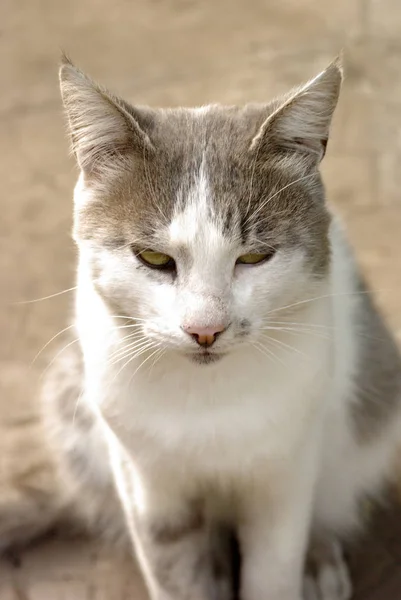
[1,0,401,598]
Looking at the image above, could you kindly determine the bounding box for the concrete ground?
[1,0,401,598]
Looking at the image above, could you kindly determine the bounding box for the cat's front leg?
[111,452,234,600]
[239,454,318,600]
[132,505,234,600]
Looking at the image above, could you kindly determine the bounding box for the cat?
[2,55,401,600]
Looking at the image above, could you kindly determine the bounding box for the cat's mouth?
[187,350,226,365]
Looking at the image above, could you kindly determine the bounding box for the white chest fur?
[82,309,331,486]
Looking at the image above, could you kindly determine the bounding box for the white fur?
[74,163,399,600]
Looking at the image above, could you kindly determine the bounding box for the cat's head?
[60,57,341,365]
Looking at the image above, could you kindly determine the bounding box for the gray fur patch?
[351,276,401,442]
[43,339,129,546]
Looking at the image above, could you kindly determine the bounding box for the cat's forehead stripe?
[169,155,225,249]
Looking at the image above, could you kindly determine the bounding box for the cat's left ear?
[251,58,343,163]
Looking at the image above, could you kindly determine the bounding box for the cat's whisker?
[108,315,165,329]
[114,340,157,369]
[110,341,153,366]
[31,324,76,365]
[15,286,78,305]
[250,237,278,253]
[110,345,147,366]
[263,320,334,329]
[262,320,387,342]
[113,343,160,387]
[39,338,80,381]
[109,329,148,346]
[250,340,287,369]
[260,332,312,362]
[109,332,148,355]
[128,344,165,388]
[265,289,393,317]
[128,344,164,384]
[32,322,145,368]
[252,208,298,228]
[110,339,155,365]
[110,324,146,335]
[148,347,167,377]
[111,338,149,356]
[104,342,160,394]
[262,325,332,341]
[103,347,150,394]
[109,315,149,322]
[243,173,316,228]
[113,239,138,252]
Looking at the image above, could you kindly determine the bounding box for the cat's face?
[61,59,341,364]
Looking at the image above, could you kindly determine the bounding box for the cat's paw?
[303,539,352,600]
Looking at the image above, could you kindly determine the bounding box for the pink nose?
[182,324,226,347]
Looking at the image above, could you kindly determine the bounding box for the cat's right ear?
[59,56,154,178]
[251,58,342,165]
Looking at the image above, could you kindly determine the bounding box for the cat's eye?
[137,250,176,271]
[236,251,275,265]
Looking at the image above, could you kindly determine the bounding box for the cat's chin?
[186,351,226,365]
